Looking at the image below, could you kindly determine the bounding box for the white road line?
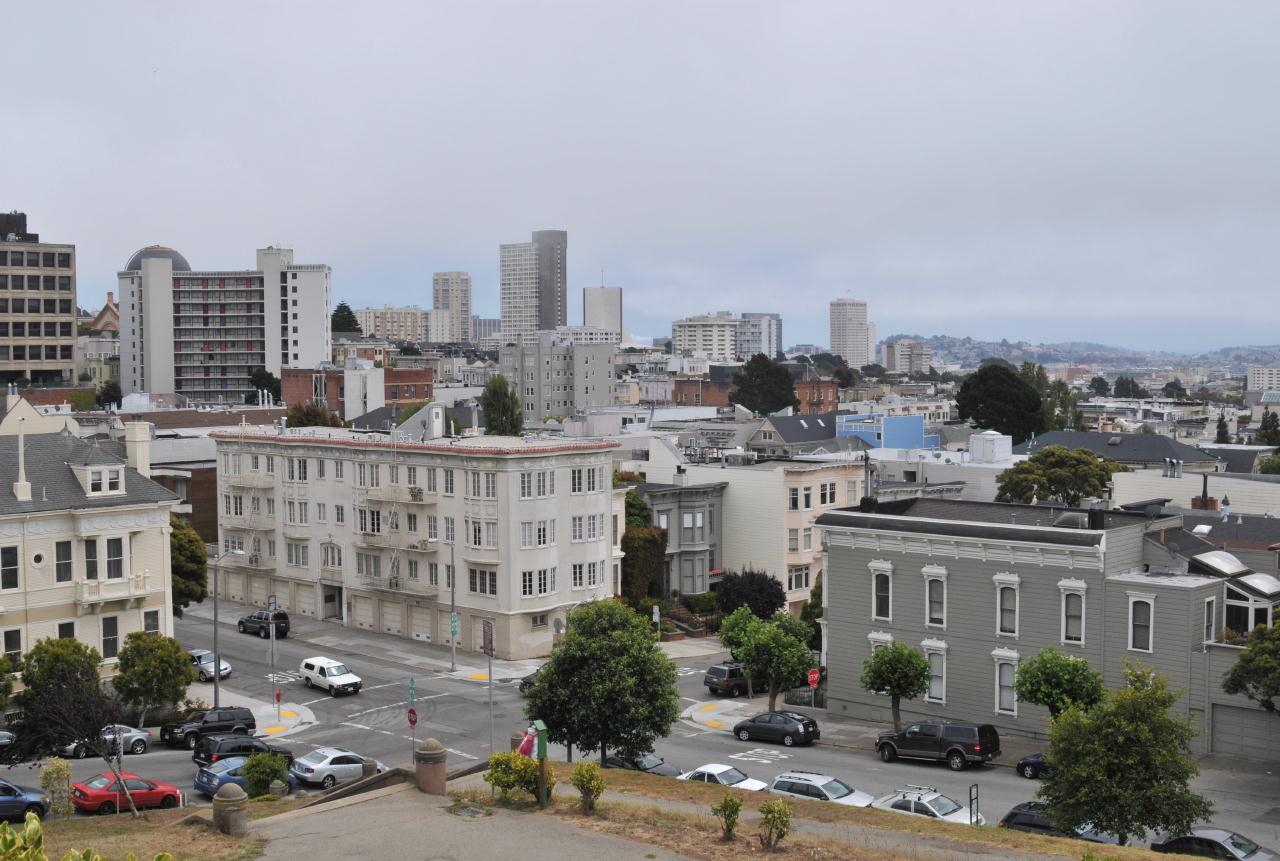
[680,697,700,703]
[346,700,409,719]
[341,722,372,731]
[446,747,479,760]
[300,697,331,706]
[362,681,404,691]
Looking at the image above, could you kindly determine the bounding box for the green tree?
[730,354,799,415]
[1215,414,1231,444]
[720,608,813,711]
[620,526,666,603]
[241,753,290,798]
[286,402,344,428]
[0,656,14,715]
[1257,408,1280,446]
[524,601,679,764]
[479,374,523,435]
[245,368,281,404]
[859,363,888,378]
[1113,376,1151,399]
[169,514,207,619]
[624,490,652,528]
[955,363,1045,443]
[1222,624,1280,713]
[1259,455,1280,475]
[70,389,97,411]
[1013,648,1105,718]
[860,642,930,731]
[331,301,361,334]
[1089,376,1110,397]
[1043,379,1079,431]
[799,573,823,652]
[1039,663,1213,845]
[20,637,101,701]
[95,380,122,409]
[1161,378,1188,399]
[112,633,196,728]
[715,570,786,618]
[1019,361,1050,396]
[995,445,1126,506]
[399,343,422,356]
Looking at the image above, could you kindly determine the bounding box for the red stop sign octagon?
[807,669,821,689]
[408,707,418,728]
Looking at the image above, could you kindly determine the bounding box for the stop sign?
[807,668,821,689]
[408,707,418,728]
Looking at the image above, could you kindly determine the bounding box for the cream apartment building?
[211,426,626,660]
[1,420,177,689]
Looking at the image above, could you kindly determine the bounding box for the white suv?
[300,657,362,696]
[769,771,873,807]
[871,785,982,826]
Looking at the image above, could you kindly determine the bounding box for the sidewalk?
[210,687,317,739]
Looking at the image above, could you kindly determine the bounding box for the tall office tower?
[738,312,783,360]
[582,286,622,335]
[829,299,875,368]
[472,317,501,340]
[355,305,427,341]
[119,245,331,403]
[500,229,567,337]
[432,271,473,342]
[883,338,933,375]
[0,212,77,385]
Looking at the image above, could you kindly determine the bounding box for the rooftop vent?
[1107,437,1122,446]
[1052,512,1089,529]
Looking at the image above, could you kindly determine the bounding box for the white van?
[299,657,363,696]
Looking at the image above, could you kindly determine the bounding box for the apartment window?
[102,616,119,660]
[522,570,534,597]
[1057,578,1087,645]
[484,472,497,498]
[994,573,1020,637]
[537,519,555,547]
[317,459,326,479]
[426,468,436,493]
[923,641,947,704]
[267,498,275,515]
[55,540,72,583]
[532,614,548,628]
[870,561,892,621]
[571,516,583,541]
[427,515,438,540]
[84,540,97,580]
[803,486,812,509]
[469,471,481,497]
[537,567,556,595]
[787,565,809,590]
[587,467,600,492]
[322,544,343,569]
[520,472,533,499]
[3,630,20,667]
[571,468,583,493]
[408,559,419,580]
[407,513,418,533]
[389,465,399,485]
[588,561,600,587]
[90,471,103,493]
[287,542,309,567]
[1225,585,1271,634]
[802,527,812,551]
[428,562,439,586]
[520,522,534,548]
[1204,597,1217,644]
[144,610,160,635]
[406,466,417,486]
[265,456,274,474]
[788,487,799,511]
[106,538,124,579]
[334,460,343,479]
[58,622,75,639]
[357,463,368,487]
[470,520,483,548]
[572,563,585,588]
[469,568,498,596]
[317,503,327,523]
[108,469,121,492]
[819,482,836,505]
[788,528,799,552]
[656,512,668,530]
[444,517,455,544]
[923,566,947,627]
[1129,594,1154,653]
[995,657,1018,715]
[335,505,345,525]
[356,552,380,578]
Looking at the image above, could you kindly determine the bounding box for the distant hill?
[879,334,1280,369]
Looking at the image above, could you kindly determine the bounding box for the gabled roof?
[0,432,177,514]
[1013,431,1222,465]
[764,410,849,444]
[1199,445,1278,475]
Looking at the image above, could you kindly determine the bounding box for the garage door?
[292,586,316,619]
[438,610,455,646]
[411,606,432,642]
[250,577,268,607]
[271,581,290,612]
[223,571,245,603]
[381,601,403,636]
[1212,704,1280,760]
[353,596,374,630]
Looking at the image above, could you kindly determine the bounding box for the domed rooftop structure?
[123,245,191,272]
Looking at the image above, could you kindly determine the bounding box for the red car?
[71,772,181,815]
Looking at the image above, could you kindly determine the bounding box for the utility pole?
[208,546,244,709]
[449,541,457,672]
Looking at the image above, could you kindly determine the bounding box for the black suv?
[704,662,752,697]
[192,733,293,769]
[238,610,290,639]
[877,721,1000,770]
[160,707,257,750]
[999,801,1119,844]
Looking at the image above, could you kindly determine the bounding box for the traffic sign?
[275,688,281,704]
[807,668,821,689]
[482,619,494,658]
[408,707,418,728]
[409,676,415,706]
[451,612,459,637]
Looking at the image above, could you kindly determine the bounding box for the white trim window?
[922,639,947,704]
[1204,596,1217,644]
[866,631,893,653]
[992,648,1020,716]
[993,572,1020,638]
[870,560,893,622]
[922,565,947,628]
[1128,593,1155,653]
[1058,578,1087,646]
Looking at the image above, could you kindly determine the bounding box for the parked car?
[997,801,1119,843]
[603,752,679,777]
[769,771,873,807]
[876,721,1001,771]
[238,610,290,639]
[290,747,385,790]
[872,785,983,825]
[189,648,232,682]
[1152,827,1279,859]
[194,755,298,798]
[193,734,292,769]
[0,731,15,752]
[1017,752,1052,780]
[58,725,152,759]
[518,668,543,693]
[300,657,362,696]
[703,662,752,697]
[161,706,256,750]
[0,778,49,820]
[676,763,767,792]
[732,711,820,747]
[71,772,181,815]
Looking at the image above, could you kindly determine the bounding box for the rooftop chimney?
[12,418,31,502]
[124,421,152,478]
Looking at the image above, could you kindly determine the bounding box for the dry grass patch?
[39,810,261,861]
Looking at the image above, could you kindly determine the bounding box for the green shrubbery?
[38,758,72,819]
[483,752,542,801]
[241,753,289,798]
[679,593,718,615]
[570,761,605,812]
[757,799,793,848]
[710,792,742,840]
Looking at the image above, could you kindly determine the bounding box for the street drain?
[448,802,490,819]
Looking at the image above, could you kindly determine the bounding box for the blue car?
[194,756,297,797]
[0,778,49,820]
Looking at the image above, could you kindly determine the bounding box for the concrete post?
[269,779,288,800]
[414,738,448,795]
[212,783,248,837]
[361,758,378,779]
[510,730,524,751]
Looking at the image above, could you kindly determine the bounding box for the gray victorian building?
[634,478,727,596]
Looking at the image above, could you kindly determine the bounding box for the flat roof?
[210,428,619,457]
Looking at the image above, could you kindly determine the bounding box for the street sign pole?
[808,667,821,708]
[268,595,278,720]
[409,677,416,764]
[483,619,494,797]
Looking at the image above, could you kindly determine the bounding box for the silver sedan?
[289,747,385,790]
[58,725,153,758]
[189,649,231,682]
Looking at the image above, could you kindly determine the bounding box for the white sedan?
[871,786,983,825]
[676,763,767,792]
[289,747,385,790]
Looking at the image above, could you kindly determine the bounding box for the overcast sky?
[6,2,1278,353]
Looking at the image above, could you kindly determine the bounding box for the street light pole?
[209,547,245,709]
[449,540,457,672]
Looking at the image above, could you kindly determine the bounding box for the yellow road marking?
[262,726,286,734]
[279,710,298,718]
[698,704,719,712]
[469,673,489,680]
[705,720,725,729]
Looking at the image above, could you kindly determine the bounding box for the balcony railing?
[366,485,434,505]
[76,572,154,613]
[223,473,275,489]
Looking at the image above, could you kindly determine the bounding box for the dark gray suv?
[704,663,752,697]
[160,707,257,750]
[877,721,1001,771]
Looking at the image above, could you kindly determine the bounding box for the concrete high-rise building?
[355,305,427,342]
[582,287,622,336]
[829,299,875,368]
[472,317,501,341]
[500,331,615,423]
[500,230,567,338]
[432,272,473,342]
[738,313,783,360]
[882,339,933,375]
[1246,366,1280,392]
[119,245,331,403]
[671,312,739,361]
[0,212,77,385]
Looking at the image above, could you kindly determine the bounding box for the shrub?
[38,757,73,818]
[758,799,793,849]
[241,753,289,798]
[680,592,718,615]
[710,792,742,840]
[570,760,606,812]
[483,751,542,800]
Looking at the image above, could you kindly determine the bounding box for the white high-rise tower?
[829,299,875,368]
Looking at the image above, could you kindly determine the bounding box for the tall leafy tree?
[730,354,799,415]
[246,368,281,404]
[170,514,208,619]
[286,402,344,428]
[1222,624,1280,713]
[1257,408,1280,446]
[1215,414,1231,444]
[624,490,652,528]
[480,374,524,434]
[995,445,1126,506]
[1113,376,1151,398]
[720,608,814,711]
[524,601,678,763]
[1259,455,1280,475]
[331,301,361,334]
[955,363,1045,444]
[799,573,824,652]
[620,526,666,603]
[1088,376,1110,397]
[859,642,930,731]
[95,380,122,409]
[113,633,196,728]
[1039,663,1213,845]
[1013,648,1105,718]
[1161,378,1188,399]
[1019,361,1050,396]
[860,363,888,378]
[715,570,786,618]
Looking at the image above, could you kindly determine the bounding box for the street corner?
[680,699,751,732]
[243,698,318,738]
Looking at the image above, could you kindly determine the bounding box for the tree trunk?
[138,705,149,730]
[566,742,573,763]
[599,745,606,766]
[767,680,779,712]
[891,696,902,731]
[105,756,140,818]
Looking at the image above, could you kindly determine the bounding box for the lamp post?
[208,546,245,708]
[449,540,457,672]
